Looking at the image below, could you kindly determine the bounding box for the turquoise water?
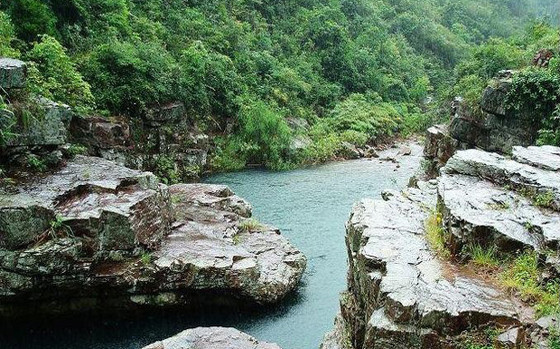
[3,145,421,349]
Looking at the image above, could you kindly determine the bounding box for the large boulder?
[0,58,26,89]
[143,327,282,349]
[2,99,72,148]
[0,157,305,316]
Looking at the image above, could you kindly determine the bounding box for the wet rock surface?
[0,157,305,316]
[142,327,282,349]
[324,178,530,348]
[439,147,560,253]
[0,58,26,89]
[448,71,539,154]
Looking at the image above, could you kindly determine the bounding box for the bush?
[82,40,179,116]
[329,93,401,140]
[26,35,94,110]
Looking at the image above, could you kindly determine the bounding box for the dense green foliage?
[447,22,560,145]
[0,0,558,169]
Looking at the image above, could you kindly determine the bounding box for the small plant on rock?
[425,211,450,258]
[238,218,266,233]
[467,243,499,270]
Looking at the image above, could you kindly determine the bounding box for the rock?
[142,327,282,349]
[290,135,312,151]
[0,158,305,316]
[0,58,26,89]
[447,71,539,155]
[328,180,526,348]
[2,99,72,148]
[496,327,524,349]
[480,72,513,116]
[398,146,412,156]
[424,125,459,173]
[443,148,560,212]
[286,117,310,130]
[363,146,379,158]
[144,102,185,127]
[339,142,361,159]
[438,147,560,253]
[512,145,560,172]
[70,116,131,150]
[0,155,166,251]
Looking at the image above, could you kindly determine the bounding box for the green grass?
[534,190,555,209]
[425,211,450,258]
[140,252,152,266]
[467,243,499,269]
[238,218,266,233]
[500,251,560,317]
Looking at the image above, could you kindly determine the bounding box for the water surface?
[3,143,421,349]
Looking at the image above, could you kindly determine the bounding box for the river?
[3,142,422,349]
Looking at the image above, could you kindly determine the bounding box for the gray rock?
[0,58,26,89]
[443,148,560,212]
[3,99,72,148]
[438,172,560,253]
[496,327,524,348]
[290,135,312,151]
[336,182,525,348]
[0,158,305,315]
[512,145,560,172]
[142,327,282,349]
[339,142,361,159]
[424,125,459,173]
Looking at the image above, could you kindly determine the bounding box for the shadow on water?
[0,285,307,349]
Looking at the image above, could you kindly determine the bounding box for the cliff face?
[324,145,560,349]
[424,70,545,176]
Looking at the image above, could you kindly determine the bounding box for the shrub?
[329,93,401,140]
[26,35,94,110]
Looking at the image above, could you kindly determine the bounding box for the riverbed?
[3,142,422,349]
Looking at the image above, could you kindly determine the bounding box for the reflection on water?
[2,144,421,349]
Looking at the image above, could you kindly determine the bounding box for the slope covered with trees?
[0,0,558,170]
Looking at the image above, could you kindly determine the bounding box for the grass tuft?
[238,218,266,233]
[425,211,450,258]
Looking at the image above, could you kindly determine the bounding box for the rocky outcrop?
[423,125,461,175]
[324,180,531,348]
[439,146,560,255]
[0,58,26,89]
[0,156,305,316]
[449,70,540,154]
[69,103,210,182]
[143,327,282,349]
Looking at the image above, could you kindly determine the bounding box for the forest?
[0,0,559,171]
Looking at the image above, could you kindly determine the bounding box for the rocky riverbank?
[0,155,306,317]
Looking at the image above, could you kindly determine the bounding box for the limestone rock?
[142,327,282,349]
[495,327,524,349]
[333,180,526,348]
[512,145,560,172]
[424,125,459,173]
[0,158,305,316]
[443,148,560,212]
[2,99,72,148]
[448,71,538,154]
[0,58,26,89]
[438,147,560,254]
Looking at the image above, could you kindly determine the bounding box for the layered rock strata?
[0,156,305,316]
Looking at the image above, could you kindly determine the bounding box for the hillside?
[0,0,558,176]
